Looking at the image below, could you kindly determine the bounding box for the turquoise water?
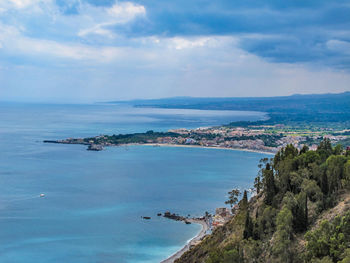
[0,103,268,263]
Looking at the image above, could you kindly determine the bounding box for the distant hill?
[110,92,350,125]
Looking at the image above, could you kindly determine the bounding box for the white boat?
[40,193,45,197]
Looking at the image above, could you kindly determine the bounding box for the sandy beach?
[139,143,275,155]
[160,219,210,263]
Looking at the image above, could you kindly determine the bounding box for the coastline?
[44,137,273,263]
[152,144,272,263]
[160,219,209,263]
[127,143,275,155]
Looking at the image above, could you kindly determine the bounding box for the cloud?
[2,38,350,102]
[1,0,349,68]
[327,39,350,55]
[78,1,146,38]
[166,37,219,50]
[0,0,51,12]
[108,2,145,20]
[111,0,350,69]
[0,0,349,102]
[78,23,117,38]
[0,22,123,61]
[10,0,40,8]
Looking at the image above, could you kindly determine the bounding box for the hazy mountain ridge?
[109,92,350,124]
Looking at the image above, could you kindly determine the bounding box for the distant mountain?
[109,92,350,124]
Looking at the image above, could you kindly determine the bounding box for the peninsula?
[43,123,350,153]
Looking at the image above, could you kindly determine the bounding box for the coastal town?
[44,124,350,154]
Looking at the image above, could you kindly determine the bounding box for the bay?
[0,103,269,263]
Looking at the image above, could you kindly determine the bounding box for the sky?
[0,0,349,102]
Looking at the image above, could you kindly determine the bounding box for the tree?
[254,175,262,194]
[290,172,304,194]
[258,206,277,237]
[305,193,308,229]
[207,251,223,263]
[225,189,241,211]
[321,171,329,196]
[241,239,262,262]
[295,151,320,170]
[243,210,254,239]
[294,192,308,232]
[305,220,332,260]
[302,179,323,203]
[272,206,293,262]
[300,145,309,155]
[283,144,299,160]
[317,138,333,162]
[346,148,350,157]
[333,144,343,155]
[326,155,347,193]
[305,212,350,262]
[241,190,248,208]
[343,160,350,189]
[223,248,242,263]
[263,163,276,206]
[339,248,350,263]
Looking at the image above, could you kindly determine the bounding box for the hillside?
[176,140,350,263]
[112,92,350,125]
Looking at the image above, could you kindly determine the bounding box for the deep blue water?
[0,103,269,263]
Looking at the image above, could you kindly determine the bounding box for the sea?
[0,102,269,263]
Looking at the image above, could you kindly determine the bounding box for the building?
[212,208,232,228]
[215,207,231,218]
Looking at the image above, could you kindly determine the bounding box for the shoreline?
[44,140,272,263]
[160,219,209,263]
[151,144,271,262]
[125,143,275,155]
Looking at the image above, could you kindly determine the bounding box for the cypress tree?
[254,176,261,194]
[241,190,248,208]
[243,210,253,239]
[305,194,308,228]
[264,164,276,206]
[321,171,329,196]
[294,193,308,232]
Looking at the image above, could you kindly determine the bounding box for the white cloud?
[1,29,350,102]
[0,0,146,39]
[108,2,146,21]
[16,38,122,61]
[166,37,224,50]
[0,1,349,102]
[0,0,51,11]
[78,1,146,38]
[0,22,123,61]
[78,23,117,38]
[10,0,40,8]
[326,39,350,55]
[0,0,148,59]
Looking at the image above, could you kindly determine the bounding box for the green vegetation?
[176,139,350,263]
[305,212,350,262]
[68,129,288,149]
[82,130,183,145]
[225,189,241,211]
